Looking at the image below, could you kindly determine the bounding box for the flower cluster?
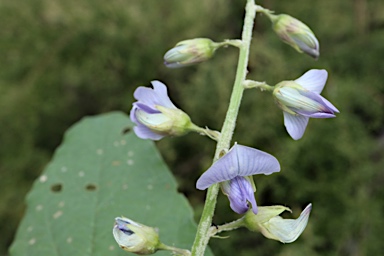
[117,4,340,253]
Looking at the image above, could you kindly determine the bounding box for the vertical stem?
[190,1,257,255]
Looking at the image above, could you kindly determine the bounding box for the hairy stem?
[190,1,257,255]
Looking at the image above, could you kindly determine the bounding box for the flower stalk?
[190,0,258,255]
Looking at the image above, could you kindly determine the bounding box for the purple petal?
[317,94,339,113]
[295,69,327,94]
[223,177,258,214]
[283,112,309,140]
[196,144,280,190]
[294,110,335,118]
[151,81,177,109]
[133,81,177,109]
[298,91,339,116]
[133,125,164,141]
[235,145,280,177]
[130,107,165,140]
[135,102,161,114]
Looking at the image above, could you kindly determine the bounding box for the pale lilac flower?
[196,144,280,214]
[273,69,339,140]
[244,204,312,243]
[130,81,193,141]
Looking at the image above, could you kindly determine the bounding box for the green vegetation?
[1,0,383,255]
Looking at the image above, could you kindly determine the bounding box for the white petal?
[283,112,309,140]
[295,69,328,94]
[261,204,312,243]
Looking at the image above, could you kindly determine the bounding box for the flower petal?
[283,111,309,140]
[133,125,164,141]
[133,81,176,109]
[317,94,339,113]
[295,69,327,94]
[261,204,312,243]
[151,80,177,109]
[135,109,170,127]
[222,177,258,214]
[196,144,280,190]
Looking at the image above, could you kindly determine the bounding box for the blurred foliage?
[0,0,383,255]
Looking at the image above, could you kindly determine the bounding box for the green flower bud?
[164,38,220,68]
[244,204,312,243]
[113,217,160,254]
[271,14,319,59]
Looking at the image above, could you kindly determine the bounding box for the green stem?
[243,80,275,91]
[190,1,257,255]
[208,217,246,237]
[158,243,191,256]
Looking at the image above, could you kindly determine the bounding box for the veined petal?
[196,144,280,190]
[260,204,312,243]
[235,145,280,177]
[295,69,328,94]
[283,111,309,140]
[222,177,258,214]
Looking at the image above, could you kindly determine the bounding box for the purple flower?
[130,81,194,141]
[273,69,339,140]
[196,144,280,214]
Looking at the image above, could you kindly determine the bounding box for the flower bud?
[244,204,312,243]
[113,217,160,254]
[164,38,219,68]
[271,14,319,59]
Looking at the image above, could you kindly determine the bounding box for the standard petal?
[261,203,312,243]
[133,86,160,106]
[151,80,177,109]
[283,111,309,140]
[235,145,280,177]
[196,147,242,190]
[294,69,327,94]
[196,145,280,190]
[133,81,177,110]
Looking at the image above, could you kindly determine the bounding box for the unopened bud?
[164,38,219,68]
[271,14,319,59]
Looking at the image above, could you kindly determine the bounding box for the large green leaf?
[10,112,209,256]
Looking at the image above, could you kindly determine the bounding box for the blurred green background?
[1,0,383,255]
